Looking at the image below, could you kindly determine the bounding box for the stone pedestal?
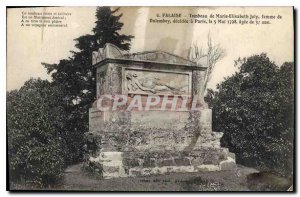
[87,43,236,179]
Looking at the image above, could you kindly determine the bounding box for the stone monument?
[87,43,236,179]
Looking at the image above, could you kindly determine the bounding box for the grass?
[10,163,292,191]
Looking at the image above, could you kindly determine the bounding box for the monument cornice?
[91,43,207,71]
[93,58,208,71]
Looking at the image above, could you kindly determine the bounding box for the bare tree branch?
[188,33,225,95]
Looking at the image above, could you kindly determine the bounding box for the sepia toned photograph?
[6,6,294,191]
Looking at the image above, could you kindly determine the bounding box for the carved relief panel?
[123,68,192,96]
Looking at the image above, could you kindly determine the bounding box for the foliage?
[41,7,134,164]
[205,54,294,177]
[84,132,102,156]
[82,161,103,179]
[7,78,65,187]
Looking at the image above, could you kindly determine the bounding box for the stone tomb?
[88,43,236,178]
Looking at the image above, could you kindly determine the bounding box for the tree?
[92,7,134,50]
[7,79,65,187]
[205,54,294,177]
[188,33,225,94]
[42,7,134,164]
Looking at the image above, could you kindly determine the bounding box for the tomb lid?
[92,43,206,69]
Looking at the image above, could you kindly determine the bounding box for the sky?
[7,6,294,91]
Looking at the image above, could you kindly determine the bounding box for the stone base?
[89,152,127,179]
[89,149,236,179]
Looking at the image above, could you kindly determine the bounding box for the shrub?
[7,79,65,187]
[205,54,294,177]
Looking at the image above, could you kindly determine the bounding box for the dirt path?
[59,163,259,191]
[62,163,102,190]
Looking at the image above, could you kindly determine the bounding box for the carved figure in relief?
[126,72,188,95]
[126,73,157,94]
